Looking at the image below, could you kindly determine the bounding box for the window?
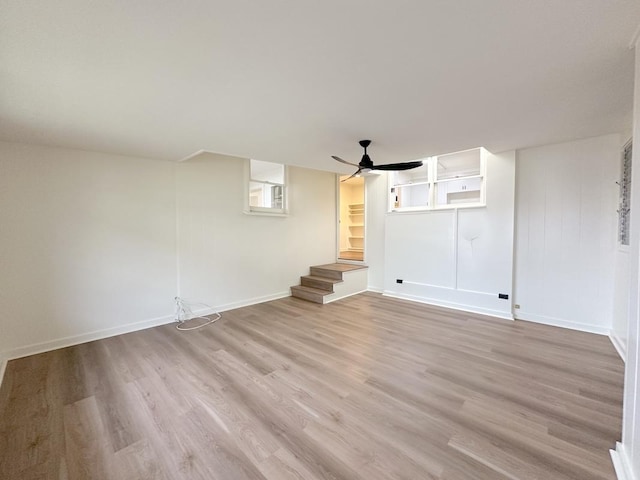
[618,141,632,246]
[247,159,287,214]
[389,147,487,212]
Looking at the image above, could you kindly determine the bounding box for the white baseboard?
[0,291,293,391]
[163,292,292,320]
[367,286,384,293]
[382,291,514,321]
[2,313,176,365]
[0,313,175,390]
[0,354,8,391]
[188,291,291,314]
[324,269,369,304]
[325,289,368,304]
[611,443,636,480]
[609,331,627,362]
[514,311,610,335]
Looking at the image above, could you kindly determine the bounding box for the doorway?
[338,175,365,262]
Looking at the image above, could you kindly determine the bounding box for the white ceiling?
[1,1,639,173]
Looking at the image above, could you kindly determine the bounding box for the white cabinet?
[436,176,482,206]
[388,147,487,212]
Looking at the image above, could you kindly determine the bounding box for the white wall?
[514,135,620,334]
[0,141,177,359]
[365,173,387,291]
[381,151,516,318]
[176,153,336,310]
[0,144,338,376]
[611,43,640,480]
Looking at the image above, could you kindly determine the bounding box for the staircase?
[291,263,368,304]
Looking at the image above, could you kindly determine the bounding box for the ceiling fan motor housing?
[359,154,374,168]
[358,140,373,168]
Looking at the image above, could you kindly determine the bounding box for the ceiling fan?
[332,140,423,181]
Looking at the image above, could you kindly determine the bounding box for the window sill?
[243,209,289,217]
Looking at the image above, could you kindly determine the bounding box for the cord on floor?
[174,296,221,331]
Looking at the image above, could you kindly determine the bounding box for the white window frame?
[388,148,487,213]
[244,159,288,216]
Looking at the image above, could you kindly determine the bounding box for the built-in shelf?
[339,181,365,262]
[346,204,364,254]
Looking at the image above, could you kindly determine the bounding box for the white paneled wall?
[383,151,516,318]
[514,135,620,334]
[385,209,457,287]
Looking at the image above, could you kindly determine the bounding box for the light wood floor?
[0,293,624,480]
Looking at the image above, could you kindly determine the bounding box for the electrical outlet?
[396,279,403,284]
[514,304,520,309]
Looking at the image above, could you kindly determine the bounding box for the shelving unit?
[339,176,365,262]
[388,147,487,211]
[347,203,364,252]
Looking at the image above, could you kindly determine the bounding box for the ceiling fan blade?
[341,169,361,182]
[372,161,423,171]
[332,155,360,167]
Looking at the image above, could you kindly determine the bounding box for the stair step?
[301,275,341,292]
[292,263,368,305]
[291,285,330,304]
[310,263,366,280]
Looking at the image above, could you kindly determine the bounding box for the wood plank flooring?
[0,293,624,480]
